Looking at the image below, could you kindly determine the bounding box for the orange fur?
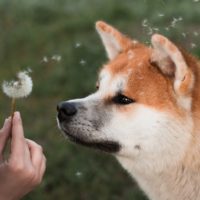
[102,46,185,116]
[97,23,200,118]
[96,21,141,53]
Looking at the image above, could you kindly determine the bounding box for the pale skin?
[0,112,46,200]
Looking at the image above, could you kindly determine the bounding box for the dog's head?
[57,21,195,170]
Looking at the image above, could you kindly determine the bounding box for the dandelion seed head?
[2,70,33,99]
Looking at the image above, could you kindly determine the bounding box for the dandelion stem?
[11,98,16,118]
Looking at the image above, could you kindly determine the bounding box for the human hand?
[0,112,46,200]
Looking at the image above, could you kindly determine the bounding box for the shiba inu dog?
[57,21,200,200]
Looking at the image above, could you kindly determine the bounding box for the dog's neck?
[117,152,200,200]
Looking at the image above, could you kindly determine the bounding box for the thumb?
[0,117,12,158]
[10,112,27,160]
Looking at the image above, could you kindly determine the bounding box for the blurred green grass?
[0,0,199,199]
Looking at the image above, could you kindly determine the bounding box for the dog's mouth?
[56,103,120,153]
[61,127,121,153]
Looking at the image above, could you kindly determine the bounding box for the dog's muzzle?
[56,101,121,153]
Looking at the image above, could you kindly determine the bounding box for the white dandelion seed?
[182,32,187,38]
[147,27,153,35]
[178,17,183,21]
[80,59,86,65]
[165,27,170,31]
[171,18,178,27]
[142,19,148,27]
[132,40,138,45]
[193,31,199,36]
[170,17,182,28]
[51,54,62,62]
[42,56,48,63]
[153,27,159,32]
[75,43,81,48]
[158,13,165,17]
[2,69,33,116]
[75,171,83,177]
[190,43,197,48]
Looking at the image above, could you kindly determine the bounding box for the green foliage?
[0,0,199,199]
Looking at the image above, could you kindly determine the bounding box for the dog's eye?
[96,82,99,90]
[112,94,135,105]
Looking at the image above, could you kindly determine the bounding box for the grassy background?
[0,0,199,199]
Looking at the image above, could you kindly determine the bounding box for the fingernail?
[14,112,21,120]
[2,118,10,128]
[3,118,8,126]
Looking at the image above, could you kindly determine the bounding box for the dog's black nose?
[57,102,77,121]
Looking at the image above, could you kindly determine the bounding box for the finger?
[26,139,44,170]
[38,155,46,182]
[26,140,46,185]
[0,118,12,155]
[10,112,26,160]
[0,118,11,161]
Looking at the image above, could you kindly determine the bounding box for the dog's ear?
[151,34,194,97]
[96,21,133,60]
